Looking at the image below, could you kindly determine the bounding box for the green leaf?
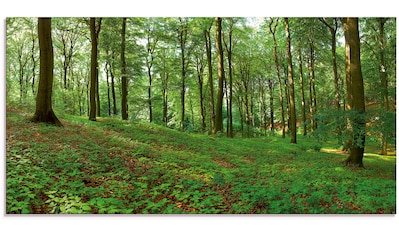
[21,208,30,214]
[68,207,79,214]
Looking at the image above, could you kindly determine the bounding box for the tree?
[204,23,216,134]
[308,35,317,132]
[177,17,190,130]
[214,17,225,133]
[342,18,366,167]
[297,48,307,136]
[268,79,275,132]
[223,18,235,138]
[121,17,128,120]
[160,48,170,126]
[8,18,38,103]
[194,50,207,131]
[6,17,392,145]
[235,53,252,138]
[284,18,297,144]
[320,18,340,110]
[269,18,286,138]
[101,18,120,116]
[89,17,102,121]
[30,18,62,126]
[378,18,389,155]
[144,18,160,123]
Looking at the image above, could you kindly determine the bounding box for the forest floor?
[5,109,396,214]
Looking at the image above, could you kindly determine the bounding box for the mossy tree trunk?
[342,17,366,167]
[30,18,62,127]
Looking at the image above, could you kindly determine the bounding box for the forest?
[5,17,396,214]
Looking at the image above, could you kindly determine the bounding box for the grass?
[5,110,396,214]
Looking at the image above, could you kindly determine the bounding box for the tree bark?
[17,43,28,102]
[96,61,101,117]
[215,17,225,133]
[284,18,297,144]
[145,28,158,123]
[320,18,340,110]
[178,18,188,130]
[298,48,307,136]
[89,17,101,121]
[178,18,187,130]
[105,61,111,116]
[204,27,216,134]
[121,17,128,120]
[30,18,62,126]
[109,55,117,116]
[307,41,317,131]
[161,49,169,126]
[195,55,206,131]
[268,79,275,132]
[378,18,389,155]
[342,18,366,167]
[269,18,286,138]
[224,19,234,138]
[30,29,36,96]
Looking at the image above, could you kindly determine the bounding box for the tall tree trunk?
[224,19,234,138]
[241,70,250,138]
[284,18,297,144]
[105,61,111,116]
[96,61,101,117]
[17,45,28,102]
[30,32,36,96]
[109,57,117,115]
[86,75,89,116]
[308,41,317,131]
[196,56,206,131]
[89,17,101,121]
[121,17,128,120]
[269,18,286,138]
[378,18,389,155]
[162,73,169,127]
[298,49,307,136]
[238,96,244,136]
[321,18,342,141]
[145,31,157,123]
[147,65,153,122]
[215,17,225,133]
[178,18,188,130]
[62,41,68,90]
[268,79,275,132]
[256,77,265,134]
[320,18,340,110]
[30,18,62,126]
[161,49,169,126]
[342,18,366,167]
[250,79,255,128]
[204,28,216,134]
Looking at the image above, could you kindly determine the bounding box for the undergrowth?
[5,110,396,214]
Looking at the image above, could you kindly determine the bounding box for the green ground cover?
[5,111,396,214]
